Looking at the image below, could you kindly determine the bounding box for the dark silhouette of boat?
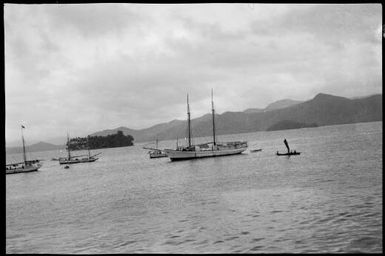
[276,138,300,156]
[250,148,262,153]
[276,151,301,156]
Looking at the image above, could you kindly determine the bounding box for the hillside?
[267,120,318,131]
[264,99,303,111]
[243,108,264,113]
[89,93,382,143]
[6,141,65,154]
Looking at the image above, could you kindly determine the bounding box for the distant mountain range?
[6,141,65,154]
[6,93,382,152]
[244,99,303,113]
[90,92,382,143]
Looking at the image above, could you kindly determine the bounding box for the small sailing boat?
[164,90,248,161]
[59,134,101,165]
[6,125,42,174]
[143,139,168,159]
[276,138,300,156]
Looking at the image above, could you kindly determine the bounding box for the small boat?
[149,149,168,159]
[250,148,262,153]
[276,139,300,156]
[164,90,248,161]
[143,139,168,159]
[59,134,101,165]
[276,151,301,156]
[6,125,42,174]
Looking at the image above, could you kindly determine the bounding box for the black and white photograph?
[5,3,382,253]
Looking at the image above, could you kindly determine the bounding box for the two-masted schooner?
[59,134,101,165]
[164,90,248,161]
[6,125,42,174]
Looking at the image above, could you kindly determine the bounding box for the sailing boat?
[6,125,42,174]
[164,90,248,161]
[59,134,101,165]
[143,139,168,159]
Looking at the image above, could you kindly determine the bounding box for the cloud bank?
[5,4,382,144]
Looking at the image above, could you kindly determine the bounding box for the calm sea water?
[6,122,382,253]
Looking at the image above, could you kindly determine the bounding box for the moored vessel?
[164,90,248,161]
[6,125,42,174]
[59,134,101,165]
[143,139,168,159]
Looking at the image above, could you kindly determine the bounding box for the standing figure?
[283,138,290,153]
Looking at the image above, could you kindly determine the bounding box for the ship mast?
[87,135,91,158]
[67,133,71,159]
[211,89,216,146]
[21,125,27,165]
[187,94,192,147]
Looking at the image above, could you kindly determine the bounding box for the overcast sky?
[5,3,382,145]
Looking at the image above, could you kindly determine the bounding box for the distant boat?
[59,134,101,165]
[6,125,42,174]
[149,149,168,159]
[164,90,248,161]
[276,151,301,156]
[277,138,300,156]
[143,139,168,159]
[250,148,262,153]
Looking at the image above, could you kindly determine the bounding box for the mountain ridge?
[90,92,382,142]
[6,92,382,151]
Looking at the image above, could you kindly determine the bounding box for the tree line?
[68,131,134,150]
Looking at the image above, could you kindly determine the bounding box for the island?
[68,130,134,150]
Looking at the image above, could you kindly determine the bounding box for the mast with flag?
[6,124,42,174]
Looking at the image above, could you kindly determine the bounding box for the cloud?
[46,4,143,38]
[4,4,382,144]
[251,4,381,44]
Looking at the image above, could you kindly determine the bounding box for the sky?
[5,3,382,145]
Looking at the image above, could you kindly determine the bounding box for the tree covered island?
[68,131,134,150]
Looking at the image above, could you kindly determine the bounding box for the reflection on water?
[6,122,382,253]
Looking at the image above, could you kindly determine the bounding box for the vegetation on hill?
[267,120,318,131]
[68,131,134,150]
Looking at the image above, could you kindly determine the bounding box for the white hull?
[59,157,98,165]
[148,149,168,159]
[149,153,168,159]
[6,164,41,174]
[163,92,248,162]
[164,147,247,161]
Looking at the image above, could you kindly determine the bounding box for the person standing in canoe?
[283,138,290,153]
